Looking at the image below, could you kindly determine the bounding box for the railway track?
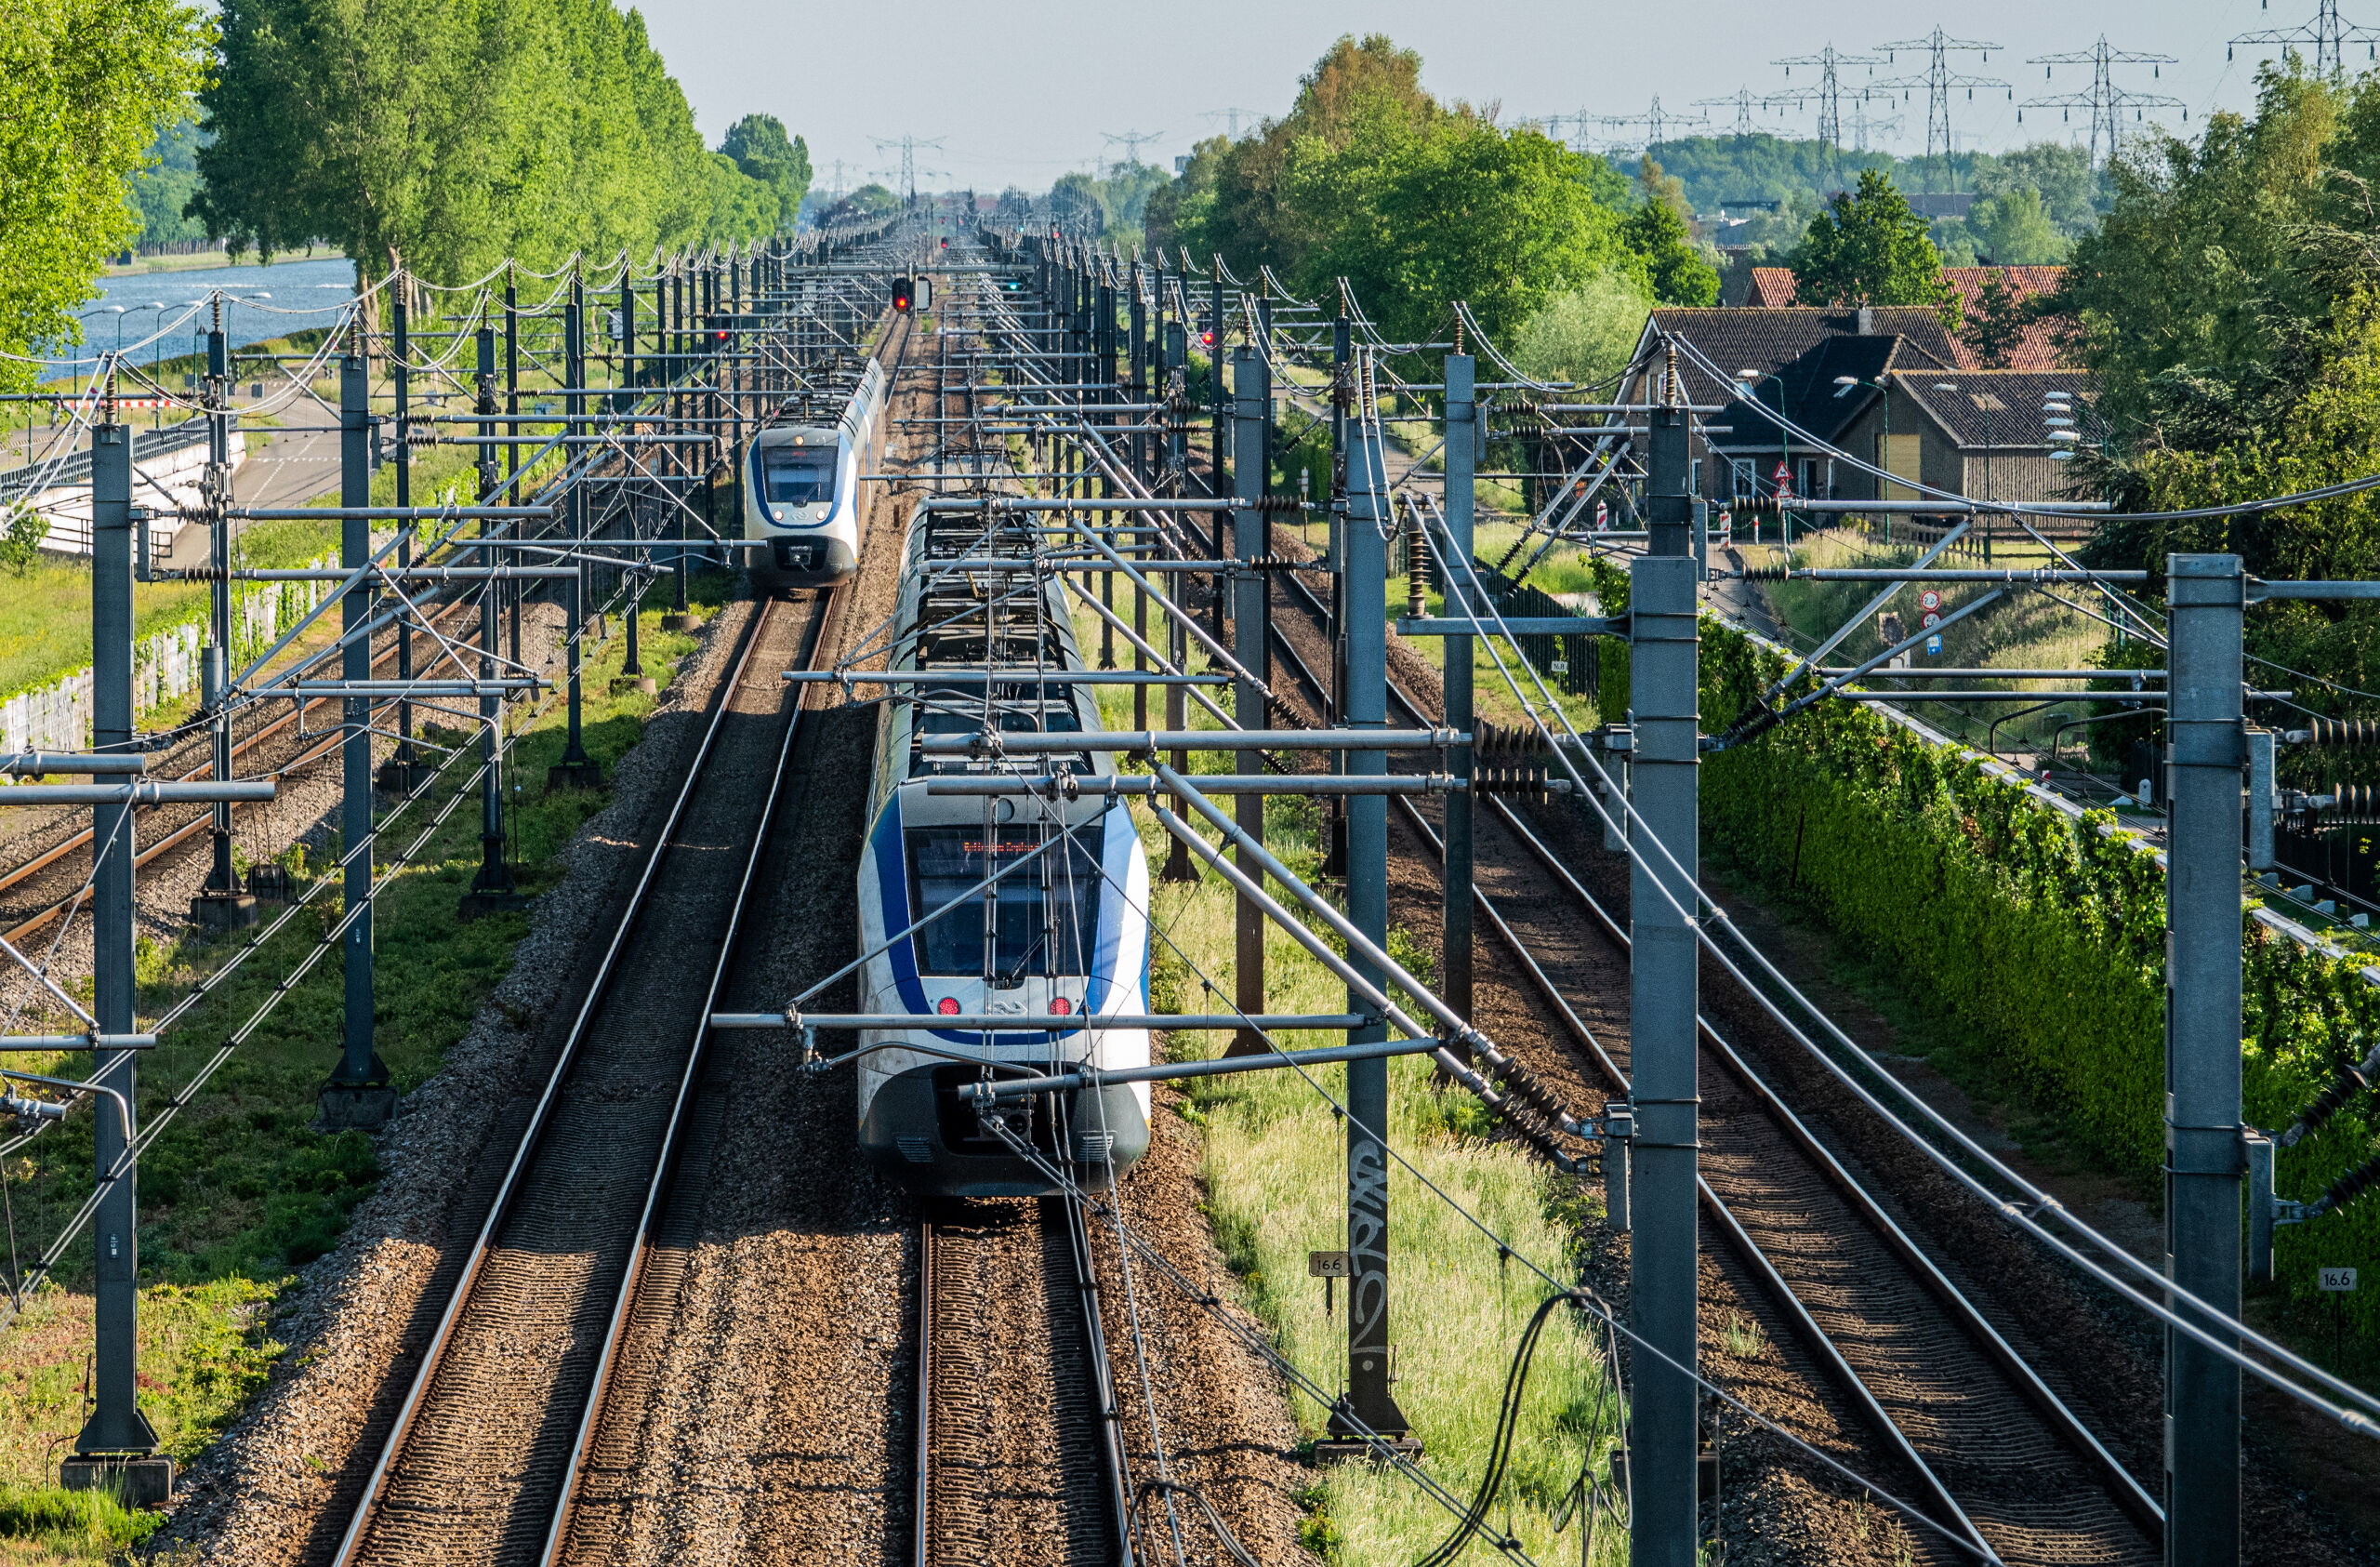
[0,593,484,946]
[1257,564,2161,1564]
[914,1196,1136,1567]
[324,582,837,1567]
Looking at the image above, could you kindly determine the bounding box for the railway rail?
[1253,562,2162,1564]
[325,580,837,1567]
[913,1195,1136,1567]
[0,593,485,946]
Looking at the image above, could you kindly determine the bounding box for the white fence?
[0,553,337,761]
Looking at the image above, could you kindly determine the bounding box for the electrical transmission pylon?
[1874,27,2011,189]
[1694,87,1761,140]
[2231,0,2380,72]
[1101,129,1165,174]
[1850,99,1904,153]
[868,135,947,205]
[1593,96,1710,153]
[2023,35,2185,166]
[1200,108,1261,138]
[1771,45,1883,175]
[1530,110,1594,152]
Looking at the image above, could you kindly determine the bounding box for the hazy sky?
[638,1,2312,195]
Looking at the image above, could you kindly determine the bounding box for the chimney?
[1857,304,1875,335]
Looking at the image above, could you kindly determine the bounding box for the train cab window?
[760,448,836,505]
[907,828,1104,979]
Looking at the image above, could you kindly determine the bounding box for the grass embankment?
[1077,606,1622,1564]
[1748,527,2115,759]
[2,314,610,710]
[0,578,731,1561]
[0,516,343,704]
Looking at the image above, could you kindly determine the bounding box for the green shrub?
[1698,617,2380,1335]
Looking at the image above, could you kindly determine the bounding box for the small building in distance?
[1618,299,2094,536]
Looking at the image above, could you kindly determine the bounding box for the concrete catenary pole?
[553,279,595,787]
[321,351,392,1128]
[1441,352,1476,1023]
[2164,551,2244,1567]
[1329,350,1412,1444]
[69,414,165,1487]
[194,299,255,927]
[465,327,518,913]
[1227,347,1270,1057]
[1631,350,1700,1567]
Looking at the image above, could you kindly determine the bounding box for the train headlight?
[772,508,784,521]
[1050,997,1071,1016]
[813,503,830,518]
[936,997,960,1016]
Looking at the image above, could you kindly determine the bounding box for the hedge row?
[1691,618,2380,1334]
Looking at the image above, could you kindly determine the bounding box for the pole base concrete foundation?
[458,885,534,922]
[61,1455,173,1507]
[314,1082,396,1132]
[1312,1438,1424,1466]
[610,675,658,697]
[375,758,426,795]
[547,760,602,791]
[661,611,703,633]
[188,893,258,934]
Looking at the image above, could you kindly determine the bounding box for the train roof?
[870,497,1117,825]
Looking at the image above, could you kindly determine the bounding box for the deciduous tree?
[1790,168,1959,322]
[0,0,210,391]
[721,113,812,231]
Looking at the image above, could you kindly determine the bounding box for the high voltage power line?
[2021,34,2186,167]
[1873,26,2011,189]
[2231,0,2380,72]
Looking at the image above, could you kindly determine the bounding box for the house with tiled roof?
[1620,305,2094,521]
[1719,264,2071,371]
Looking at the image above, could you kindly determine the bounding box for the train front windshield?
[907,828,1103,979]
[760,447,836,505]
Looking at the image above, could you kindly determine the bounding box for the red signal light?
[892,276,914,312]
[1199,330,1215,348]
[936,996,960,1016]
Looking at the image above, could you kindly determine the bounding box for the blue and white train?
[745,358,887,588]
[853,506,1153,1197]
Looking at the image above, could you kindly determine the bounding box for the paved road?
[160,422,340,568]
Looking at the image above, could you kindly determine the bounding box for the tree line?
[194,0,806,285]
[2053,60,2380,711]
[0,0,814,395]
[0,0,209,392]
[1642,133,2111,265]
[1130,34,1719,356]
